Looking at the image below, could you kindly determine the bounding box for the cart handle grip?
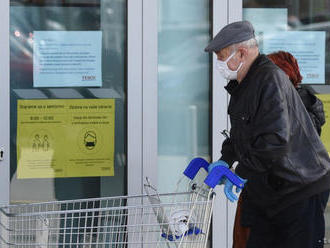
[204,166,246,189]
[183,157,209,180]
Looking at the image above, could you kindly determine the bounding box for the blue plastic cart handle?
[183,157,209,180]
[204,165,245,189]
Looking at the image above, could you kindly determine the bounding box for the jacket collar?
[224,54,269,95]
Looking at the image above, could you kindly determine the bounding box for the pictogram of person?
[32,134,41,152]
[42,134,50,151]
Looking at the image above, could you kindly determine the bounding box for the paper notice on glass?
[17,99,115,179]
[33,31,102,87]
[262,31,326,84]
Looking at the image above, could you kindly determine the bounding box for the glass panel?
[243,1,330,84]
[158,0,211,193]
[243,0,330,242]
[10,0,126,203]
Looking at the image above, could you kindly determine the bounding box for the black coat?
[297,87,325,136]
[221,54,330,216]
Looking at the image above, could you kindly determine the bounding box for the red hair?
[267,51,303,88]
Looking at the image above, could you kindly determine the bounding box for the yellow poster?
[317,94,330,155]
[17,99,115,179]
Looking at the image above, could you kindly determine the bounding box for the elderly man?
[205,21,330,248]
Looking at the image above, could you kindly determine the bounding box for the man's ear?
[238,47,248,59]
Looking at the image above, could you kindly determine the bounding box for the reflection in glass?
[158,0,210,193]
[243,0,330,84]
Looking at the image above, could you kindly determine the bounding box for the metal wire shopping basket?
[0,158,245,248]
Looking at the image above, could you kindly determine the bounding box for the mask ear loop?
[223,51,237,63]
[231,50,244,73]
[224,51,243,71]
[235,61,243,72]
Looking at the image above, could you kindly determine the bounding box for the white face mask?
[216,51,243,81]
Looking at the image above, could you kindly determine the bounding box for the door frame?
[127,0,143,196]
[226,1,242,247]
[212,1,242,247]
[127,0,158,196]
[211,0,230,246]
[0,0,10,205]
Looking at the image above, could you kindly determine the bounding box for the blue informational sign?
[263,31,326,84]
[33,31,102,87]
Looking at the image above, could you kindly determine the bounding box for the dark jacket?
[221,54,330,217]
[297,87,325,136]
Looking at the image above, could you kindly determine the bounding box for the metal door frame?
[127,0,143,195]
[127,0,158,196]
[0,0,10,205]
[211,0,242,247]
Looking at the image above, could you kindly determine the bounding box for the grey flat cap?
[205,21,255,52]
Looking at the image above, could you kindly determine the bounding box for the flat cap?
[205,21,255,52]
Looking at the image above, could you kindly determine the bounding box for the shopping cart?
[0,158,245,248]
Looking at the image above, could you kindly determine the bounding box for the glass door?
[157,0,211,193]
[9,0,127,204]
